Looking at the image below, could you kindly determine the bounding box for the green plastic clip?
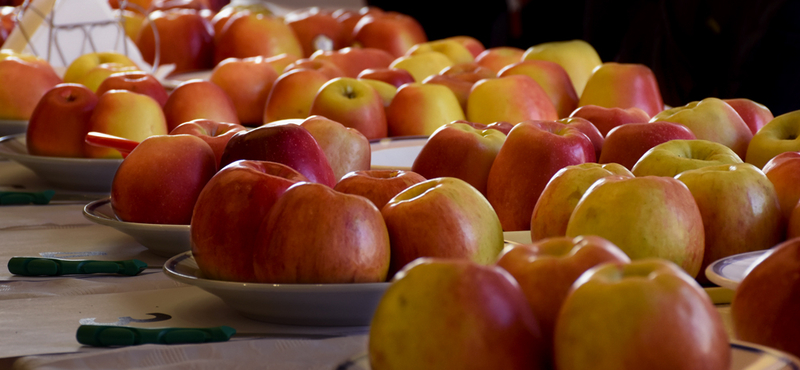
[76,325,237,346]
[7,257,148,276]
[0,190,55,205]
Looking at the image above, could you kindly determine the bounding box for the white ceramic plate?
[705,250,767,290]
[164,251,389,326]
[0,119,27,137]
[369,136,427,170]
[338,341,800,370]
[0,134,122,192]
[162,70,213,90]
[83,197,190,258]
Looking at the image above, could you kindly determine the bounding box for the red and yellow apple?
[162,79,240,131]
[598,121,697,170]
[0,53,62,120]
[745,110,800,169]
[569,105,651,137]
[522,39,601,97]
[578,62,664,118]
[308,77,388,140]
[209,56,279,125]
[169,119,247,167]
[499,60,578,119]
[95,70,169,107]
[263,68,331,123]
[385,82,465,137]
[85,90,169,159]
[631,139,743,178]
[298,115,371,181]
[467,75,559,125]
[135,8,215,76]
[762,151,800,221]
[333,169,426,210]
[26,83,98,157]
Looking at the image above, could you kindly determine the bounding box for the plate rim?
[705,250,767,290]
[163,251,391,293]
[83,197,190,232]
[730,339,800,369]
[0,134,123,165]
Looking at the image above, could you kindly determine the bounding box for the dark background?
[368,0,800,116]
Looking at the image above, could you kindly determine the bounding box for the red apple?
[731,237,800,358]
[369,258,546,370]
[95,71,169,107]
[298,115,371,181]
[578,62,664,118]
[496,235,630,364]
[530,163,633,241]
[382,177,505,276]
[565,176,705,277]
[762,151,800,221]
[191,160,308,282]
[598,121,698,170]
[263,68,331,123]
[219,122,336,187]
[135,8,215,76]
[283,58,346,79]
[26,83,98,158]
[487,120,595,231]
[285,7,345,57]
[334,169,426,210]
[474,46,525,74]
[467,75,558,125]
[724,98,773,135]
[110,134,217,224]
[554,259,730,370]
[675,163,784,284]
[0,54,62,120]
[789,202,800,240]
[308,77,388,140]
[253,182,390,283]
[213,11,303,64]
[569,105,651,137]
[352,11,427,58]
[557,117,603,160]
[169,119,247,167]
[163,79,240,131]
[310,47,395,79]
[411,122,506,195]
[499,60,579,119]
[209,56,279,125]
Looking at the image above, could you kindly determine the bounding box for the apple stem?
[84,132,140,158]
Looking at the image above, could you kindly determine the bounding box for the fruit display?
[4,2,800,367]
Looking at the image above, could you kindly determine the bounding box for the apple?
[209,2,274,40]
[163,79,240,131]
[789,202,800,240]
[283,58,346,79]
[308,77,387,140]
[261,53,300,75]
[62,51,137,85]
[530,163,633,241]
[368,258,546,370]
[467,75,559,125]
[219,122,336,187]
[631,139,743,178]
[352,11,427,58]
[675,163,784,284]
[169,119,247,168]
[522,39,602,97]
[385,82,465,137]
[651,97,753,159]
[75,62,141,93]
[745,110,800,169]
[421,74,474,112]
[486,120,595,231]
[209,56,279,125]
[334,6,383,47]
[578,62,664,118]
[263,68,330,123]
[475,46,525,74]
[359,78,397,108]
[410,122,505,195]
[496,235,630,363]
[558,117,604,160]
[26,83,98,158]
[191,160,308,282]
[0,55,62,120]
[440,62,496,82]
[253,182,390,283]
[334,169,426,210]
[405,39,475,65]
[569,105,651,137]
[135,8,215,76]
[309,47,395,78]
[554,259,730,370]
[599,121,698,170]
[444,35,485,58]
[96,71,169,107]
[731,237,800,358]
[111,134,216,224]
[85,90,169,159]
[285,7,345,57]
[298,115,371,181]
[565,176,705,277]
[762,151,800,221]
[382,177,505,276]
[357,67,415,88]
[389,51,454,83]
[213,11,303,65]
[499,60,578,119]
[724,98,773,135]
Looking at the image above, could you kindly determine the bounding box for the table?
[0,159,371,369]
